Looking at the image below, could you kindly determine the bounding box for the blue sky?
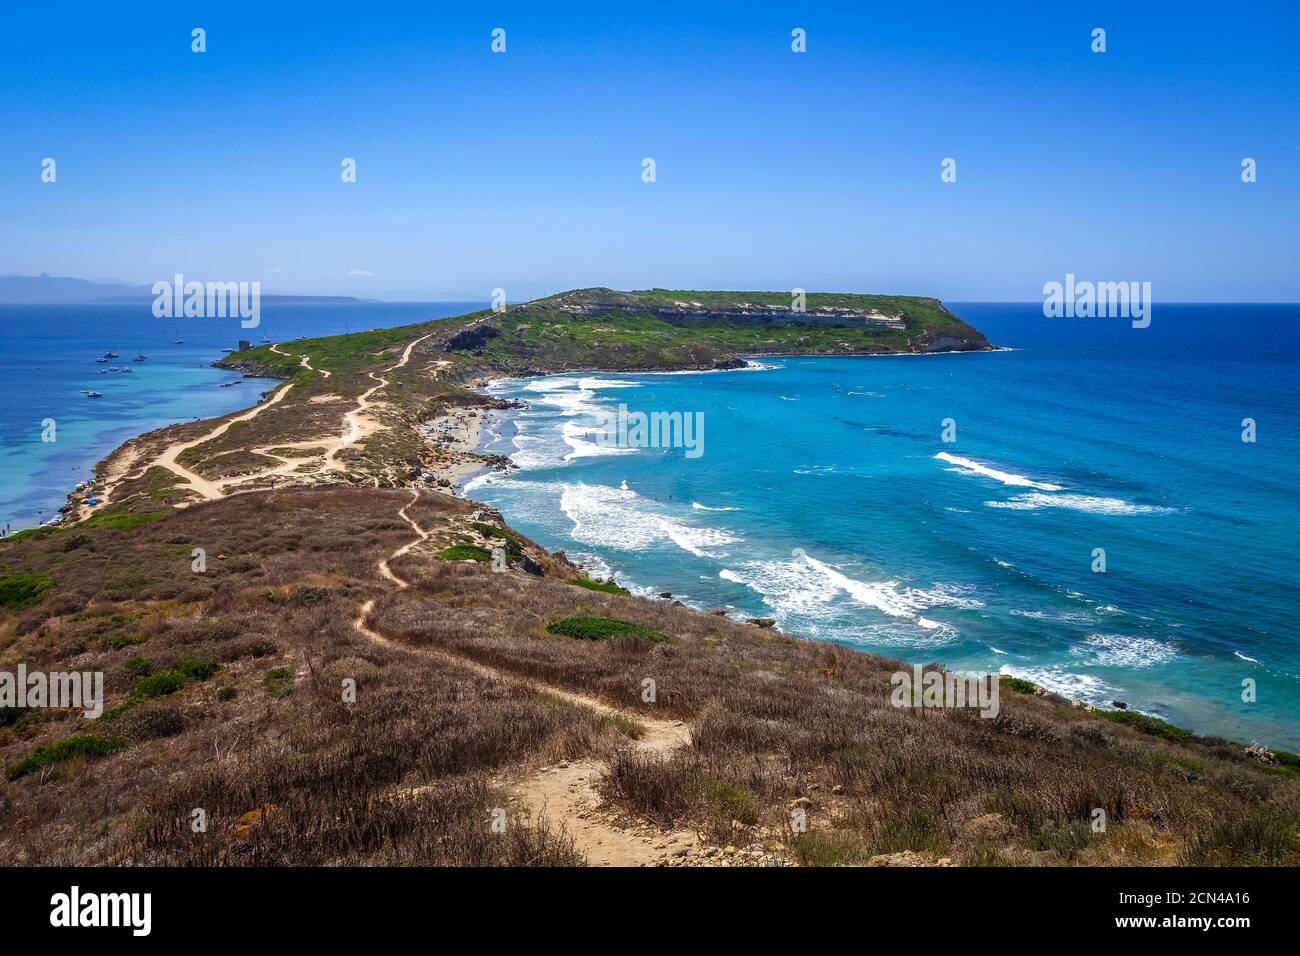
[1,1,1297,301]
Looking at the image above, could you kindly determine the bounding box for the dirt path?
[270,342,331,379]
[323,334,431,473]
[151,379,295,500]
[353,489,700,866]
[107,335,431,505]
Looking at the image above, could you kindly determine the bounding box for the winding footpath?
[96,335,430,506]
[353,489,699,866]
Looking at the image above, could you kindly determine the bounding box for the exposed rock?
[445,324,501,353]
[746,617,776,628]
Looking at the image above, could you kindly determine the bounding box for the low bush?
[6,734,133,780]
[546,616,669,643]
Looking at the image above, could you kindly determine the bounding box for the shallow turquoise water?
[469,304,1300,749]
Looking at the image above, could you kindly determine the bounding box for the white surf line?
[352,489,697,866]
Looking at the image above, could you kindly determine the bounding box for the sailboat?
[133,348,146,361]
[174,329,184,344]
[106,348,119,358]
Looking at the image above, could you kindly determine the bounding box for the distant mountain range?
[0,274,363,304]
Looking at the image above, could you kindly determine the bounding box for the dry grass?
[3,487,1298,867]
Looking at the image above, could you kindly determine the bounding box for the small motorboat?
[121,366,133,373]
[86,391,103,398]
[96,356,108,363]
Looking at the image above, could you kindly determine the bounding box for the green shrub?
[1097,709,1193,744]
[132,670,188,700]
[175,657,220,680]
[6,734,133,780]
[569,579,630,596]
[216,686,238,701]
[0,573,54,609]
[694,774,759,825]
[1000,676,1037,695]
[605,713,645,739]
[439,544,492,562]
[263,666,294,698]
[122,656,154,676]
[61,533,92,552]
[545,616,670,643]
[471,522,521,548]
[100,633,145,650]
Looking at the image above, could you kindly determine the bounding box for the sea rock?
[658,591,672,599]
[1112,700,1129,710]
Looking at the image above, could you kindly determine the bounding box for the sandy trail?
[116,335,431,503]
[323,334,431,473]
[353,489,698,866]
[151,380,295,500]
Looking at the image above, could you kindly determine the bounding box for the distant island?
[0,273,363,305]
[2,290,1294,869]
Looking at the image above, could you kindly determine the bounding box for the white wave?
[720,551,965,641]
[577,376,641,390]
[935,452,1064,491]
[1071,633,1179,668]
[559,482,738,558]
[561,420,636,461]
[999,664,1118,703]
[1234,651,1260,663]
[985,492,1175,516]
[989,646,1008,655]
[692,501,739,511]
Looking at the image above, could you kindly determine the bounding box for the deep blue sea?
[469,304,1300,749]
[0,301,478,531]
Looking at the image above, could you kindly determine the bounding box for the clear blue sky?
[2,1,1296,301]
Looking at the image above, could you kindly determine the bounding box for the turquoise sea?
[468,304,1300,750]
[0,301,477,531]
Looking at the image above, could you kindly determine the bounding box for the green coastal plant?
[6,734,133,780]
[0,572,53,608]
[545,615,669,643]
[568,579,630,595]
[439,544,492,562]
